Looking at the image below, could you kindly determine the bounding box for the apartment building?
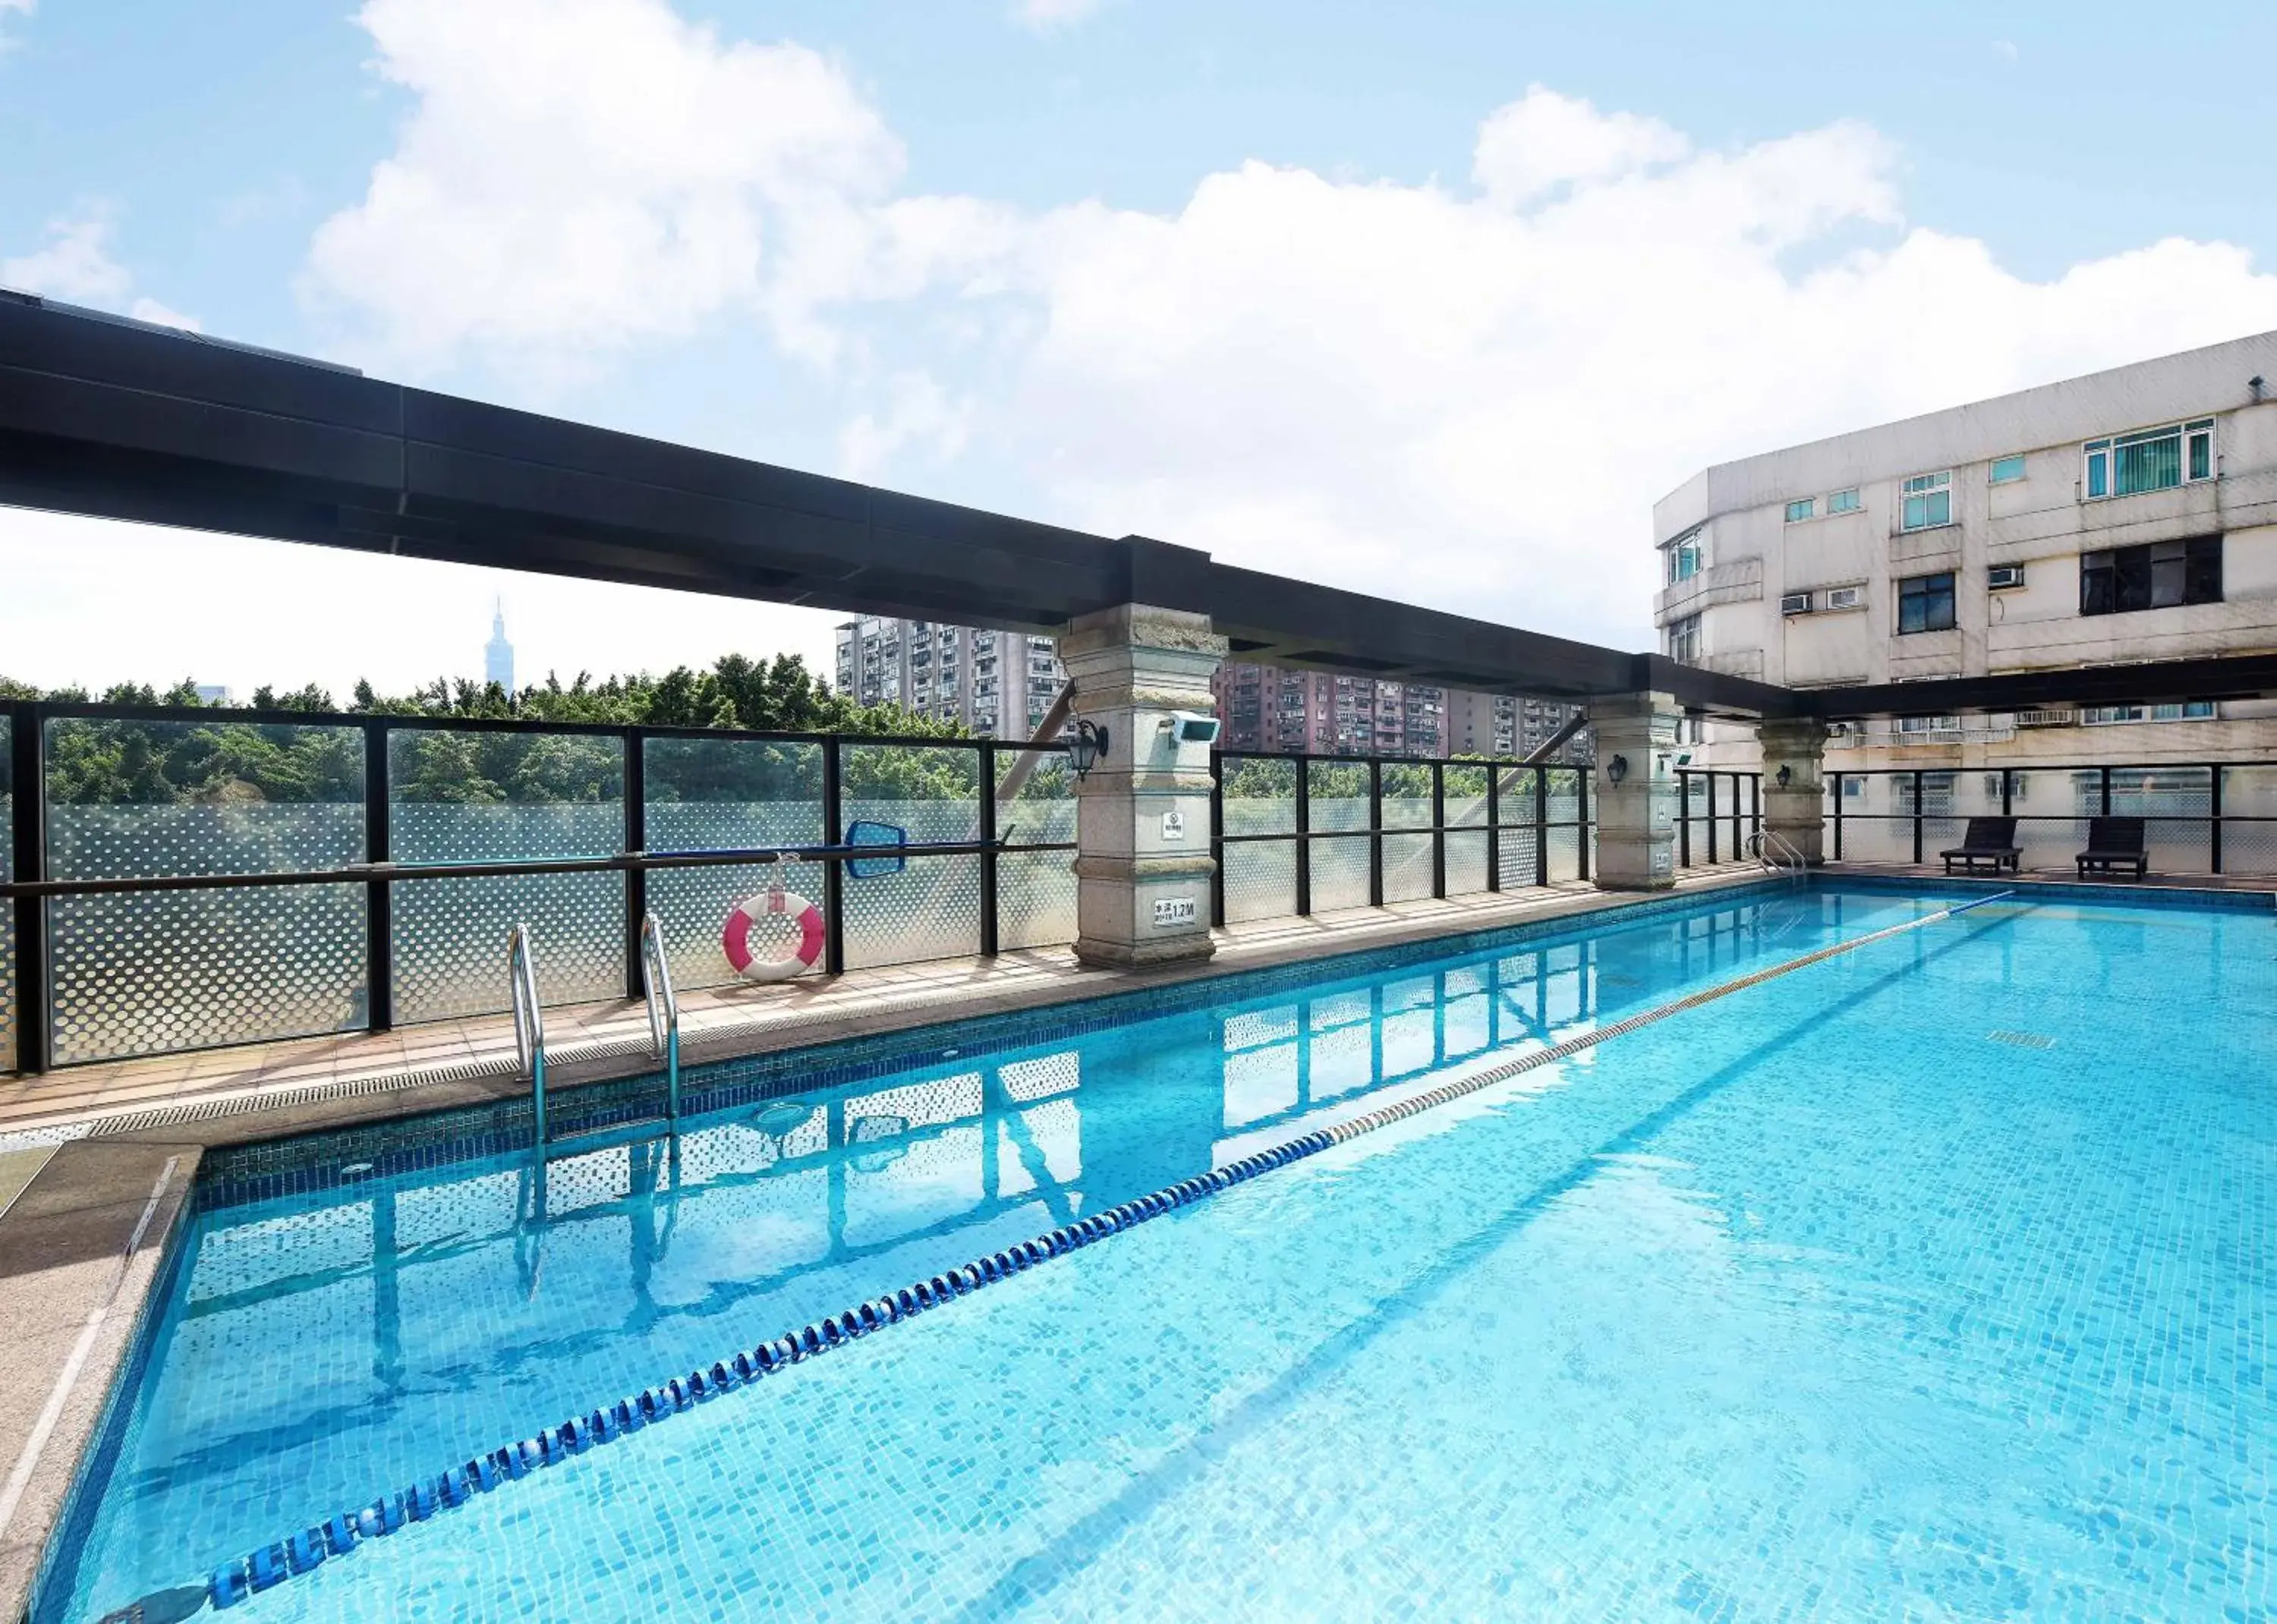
[1211,663,1586,760]
[1653,330,2277,770]
[833,618,1068,738]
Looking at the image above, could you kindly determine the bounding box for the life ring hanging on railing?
[722,856,826,982]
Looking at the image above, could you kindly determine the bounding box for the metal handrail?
[509,923,546,1144]
[638,911,680,1124]
[1745,827,1807,881]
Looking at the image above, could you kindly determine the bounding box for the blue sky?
[5,0,2275,698]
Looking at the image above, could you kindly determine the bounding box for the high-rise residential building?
[483,600,515,693]
[1213,662,1584,761]
[833,617,1069,738]
[1652,330,2277,770]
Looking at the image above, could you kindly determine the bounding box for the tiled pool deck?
[2,861,2266,1620]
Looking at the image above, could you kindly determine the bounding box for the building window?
[1897,572,1956,634]
[1826,488,1860,514]
[2080,537,2222,615]
[1785,498,1816,523]
[1901,472,1951,531]
[2081,701,2216,725]
[1663,525,1703,584]
[1666,613,1701,665]
[2084,419,2215,499]
[1990,454,2026,484]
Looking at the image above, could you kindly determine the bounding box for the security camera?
[1157,711,1221,746]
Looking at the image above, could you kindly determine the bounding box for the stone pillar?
[1588,691,1683,890]
[1057,604,1228,968]
[1756,717,1830,865]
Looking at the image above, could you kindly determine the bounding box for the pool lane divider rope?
[197,889,2017,1612]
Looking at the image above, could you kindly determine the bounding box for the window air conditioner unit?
[1988,565,2025,589]
[1781,592,1812,615]
[1823,586,1863,610]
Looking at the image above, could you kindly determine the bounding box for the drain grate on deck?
[1986,1029,2057,1050]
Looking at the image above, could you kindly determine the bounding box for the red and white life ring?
[722,887,826,981]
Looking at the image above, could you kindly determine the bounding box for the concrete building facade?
[1208,663,1587,761]
[1654,330,2277,772]
[833,617,1069,738]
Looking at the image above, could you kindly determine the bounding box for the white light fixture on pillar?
[1070,718,1110,779]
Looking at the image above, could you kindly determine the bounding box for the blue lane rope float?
[196,890,2017,1611]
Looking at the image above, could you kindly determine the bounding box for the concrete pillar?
[1588,691,1683,890]
[1756,717,1830,865]
[1057,604,1228,968]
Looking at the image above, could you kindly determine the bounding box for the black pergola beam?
[11,294,2277,725]
[0,294,1798,715]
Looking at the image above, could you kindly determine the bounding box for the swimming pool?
[42,882,2277,1620]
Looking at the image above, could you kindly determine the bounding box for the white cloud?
[1012,0,1107,32]
[291,19,2277,657]
[948,94,2277,647]
[1472,86,1692,209]
[2,213,133,303]
[304,0,902,383]
[2,211,204,332]
[838,372,974,482]
[128,297,203,332]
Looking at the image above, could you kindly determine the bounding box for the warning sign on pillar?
[1153,896,1198,927]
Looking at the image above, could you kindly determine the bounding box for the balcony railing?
[0,703,1583,1077]
[1677,759,2277,875]
[1211,756,1594,924]
[0,700,1080,1075]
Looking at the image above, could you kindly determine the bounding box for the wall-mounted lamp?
[1606,754,1629,787]
[1775,763,1794,789]
[1069,718,1110,779]
[2253,375,2266,404]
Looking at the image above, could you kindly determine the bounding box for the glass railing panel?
[1220,757,1296,839]
[389,728,624,1021]
[1220,839,1297,924]
[644,738,824,991]
[45,716,367,1062]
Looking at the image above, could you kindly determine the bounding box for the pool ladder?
[512,914,681,1151]
[1745,827,1808,886]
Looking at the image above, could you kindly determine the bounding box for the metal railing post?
[2209,761,2223,874]
[1295,756,1312,917]
[821,740,846,975]
[2000,767,2013,817]
[1679,771,1692,868]
[1576,763,1591,883]
[979,741,1000,955]
[623,726,647,999]
[1707,773,1719,865]
[1207,747,1226,927]
[9,703,49,1073]
[362,719,393,1034]
[1912,770,1926,864]
[1832,772,1844,861]
[1367,757,1384,907]
[1485,762,1501,892]
[1533,766,1548,888]
[1431,761,1447,899]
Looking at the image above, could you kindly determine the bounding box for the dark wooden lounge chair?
[1940,816,2020,875]
[2077,816,2148,880]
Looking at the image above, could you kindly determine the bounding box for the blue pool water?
[46,883,2277,1621]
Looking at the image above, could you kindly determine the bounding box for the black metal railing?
[1818,761,2277,873]
[1675,770,1764,867]
[0,699,1079,1074]
[0,701,1593,1075]
[1210,754,1594,924]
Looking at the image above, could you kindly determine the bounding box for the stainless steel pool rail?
[638,912,681,1124]
[194,884,2027,1613]
[1745,827,1807,884]
[509,924,546,1145]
